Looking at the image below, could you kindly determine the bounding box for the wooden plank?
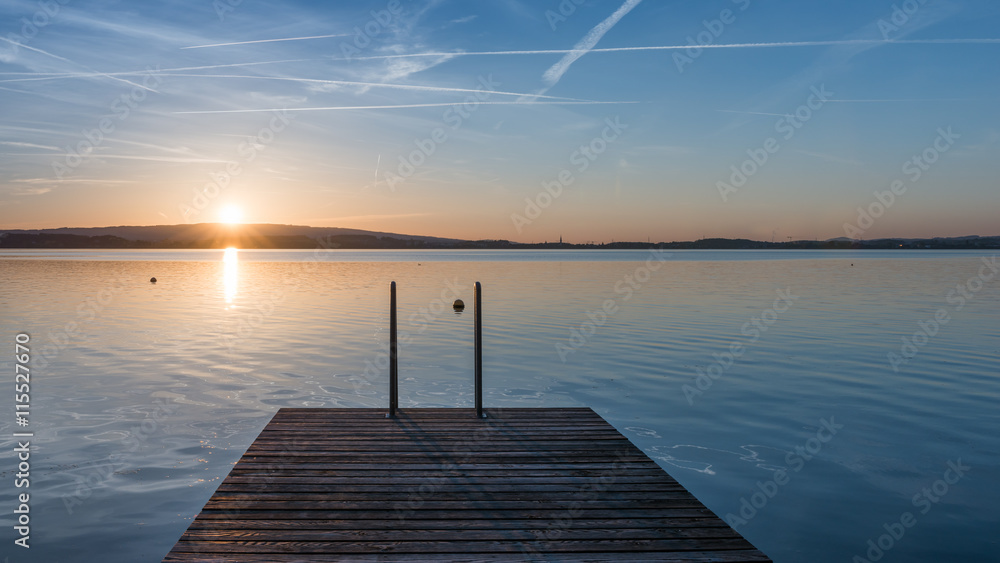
[213,483,687,493]
[185,518,732,531]
[163,408,771,562]
[167,537,757,554]
[164,551,772,562]
[178,527,743,542]
[188,508,725,521]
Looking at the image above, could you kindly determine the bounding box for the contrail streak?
[0,36,73,63]
[716,110,786,117]
[174,101,637,115]
[0,36,158,92]
[152,73,587,101]
[541,0,643,93]
[0,85,34,94]
[182,34,349,49]
[338,38,1000,61]
[0,153,227,163]
[2,67,580,101]
[370,154,381,190]
[824,98,978,102]
[0,60,315,84]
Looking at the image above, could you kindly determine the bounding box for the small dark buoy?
[453,299,465,310]
[150,277,157,283]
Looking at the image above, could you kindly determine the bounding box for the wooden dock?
[163,407,770,562]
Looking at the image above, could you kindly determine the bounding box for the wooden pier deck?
[163,407,771,562]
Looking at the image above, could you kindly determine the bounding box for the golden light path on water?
[223,247,238,304]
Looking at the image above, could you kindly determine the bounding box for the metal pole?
[388,281,398,418]
[474,281,485,418]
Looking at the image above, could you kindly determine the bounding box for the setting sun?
[219,205,244,224]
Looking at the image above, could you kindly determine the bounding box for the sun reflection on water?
[223,247,238,304]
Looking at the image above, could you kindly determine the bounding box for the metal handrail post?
[388,281,398,418]
[474,281,485,418]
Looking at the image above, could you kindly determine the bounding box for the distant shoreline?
[2,223,997,250]
[1,232,998,250]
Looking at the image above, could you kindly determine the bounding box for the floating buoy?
[150,277,157,283]
[453,299,465,310]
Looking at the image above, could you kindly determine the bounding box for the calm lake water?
[1,249,998,562]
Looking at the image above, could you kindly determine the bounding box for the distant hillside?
[0,223,470,249]
[0,225,997,250]
[0,223,460,244]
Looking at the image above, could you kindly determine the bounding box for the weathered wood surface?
[163,408,771,562]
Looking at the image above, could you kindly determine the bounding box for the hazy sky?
[1,0,997,242]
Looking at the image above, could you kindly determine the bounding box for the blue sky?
[1,0,997,242]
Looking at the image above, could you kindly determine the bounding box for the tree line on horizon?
[1,232,997,250]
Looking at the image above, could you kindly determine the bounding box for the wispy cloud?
[174,100,637,115]
[0,36,73,64]
[99,138,215,160]
[714,5,967,135]
[0,37,159,93]
[362,0,456,81]
[10,186,52,196]
[11,178,137,184]
[0,141,60,151]
[313,213,431,222]
[155,73,587,101]
[0,60,317,85]
[85,155,229,163]
[3,153,227,163]
[181,34,349,49]
[379,53,457,82]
